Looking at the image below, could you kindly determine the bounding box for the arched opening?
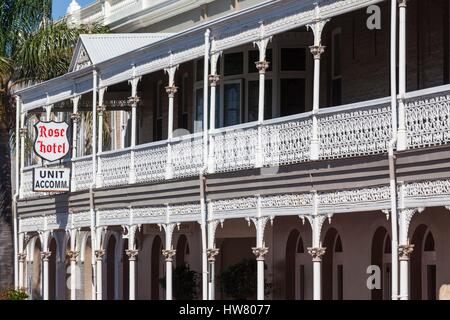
[322,228,343,300]
[410,224,427,300]
[285,229,299,299]
[151,235,162,300]
[122,239,129,300]
[371,227,389,300]
[106,235,117,300]
[84,237,93,300]
[32,238,42,300]
[48,238,57,300]
[176,235,188,268]
[411,225,437,300]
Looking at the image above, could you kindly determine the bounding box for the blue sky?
[52,0,94,19]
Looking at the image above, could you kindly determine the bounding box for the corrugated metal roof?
[69,33,174,71]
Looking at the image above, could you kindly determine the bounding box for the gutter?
[388,0,399,300]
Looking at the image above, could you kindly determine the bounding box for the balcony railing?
[20,85,450,198]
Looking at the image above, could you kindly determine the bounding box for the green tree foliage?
[160,264,200,300]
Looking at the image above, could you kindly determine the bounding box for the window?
[281,48,306,71]
[194,87,204,133]
[154,82,164,141]
[223,80,242,126]
[427,265,436,300]
[248,49,273,73]
[280,78,306,116]
[247,80,272,122]
[337,265,343,300]
[178,74,189,130]
[299,265,305,300]
[224,52,244,76]
[331,29,342,106]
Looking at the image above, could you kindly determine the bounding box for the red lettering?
[39,126,47,138]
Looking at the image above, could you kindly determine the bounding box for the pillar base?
[397,129,408,151]
[310,140,320,161]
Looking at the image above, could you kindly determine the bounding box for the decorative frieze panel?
[212,197,258,213]
[97,208,130,226]
[404,179,450,198]
[406,93,450,149]
[170,203,202,220]
[71,211,92,229]
[319,103,392,159]
[261,193,313,208]
[319,186,391,206]
[20,216,44,233]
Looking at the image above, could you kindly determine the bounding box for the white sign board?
[33,168,71,193]
[34,121,70,162]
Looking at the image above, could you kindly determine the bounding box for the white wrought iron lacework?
[212,197,258,212]
[214,127,258,172]
[319,103,392,159]
[262,118,312,166]
[171,137,204,178]
[100,150,131,187]
[404,179,450,197]
[21,169,36,199]
[72,157,93,191]
[406,93,450,149]
[135,144,167,183]
[319,186,391,205]
[261,193,313,208]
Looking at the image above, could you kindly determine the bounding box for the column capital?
[310,45,326,60]
[398,244,414,261]
[19,127,28,138]
[207,248,220,262]
[208,74,221,87]
[66,250,80,262]
[125,249,139,261]
[165,86,178,98]
[398,0,408,8]
[162,249,176,262]
[71,112,81,122]
[252,246,269,261]
[307,247,326,262]
[128,96,141,106]
[40,251,52,262]
[95,249,105,261]
[18,252,27,263]
[255,60,270,74]
[96,105,106,114]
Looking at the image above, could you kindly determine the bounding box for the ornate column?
[67,228,79,300]
[307,4,329,161]
[398,207,424,300]
[95,249,104,300]
[160,222,178,300]
[254,23,272,168]
[207,247,219,300]
[250,199,272,301]
[67,250,80,300]
[96,87,107,187]
[123,224,139,300]
[128,66,141,184]
[397,0,408,150]
[208,40,221,173]
[18,232,26,289]
[207,219,222,300]
[39,230,51,300]
[71,96,81,158]
[306,192,327,300]
[164,59,179,180]
[94,226,106,301]
[19,112,26,198]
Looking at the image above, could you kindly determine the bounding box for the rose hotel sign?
[33,121,71,193]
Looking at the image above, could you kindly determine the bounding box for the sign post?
[33,121,71,193]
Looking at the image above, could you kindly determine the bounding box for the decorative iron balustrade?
[406,85,450,149]
[19,85,450,199]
